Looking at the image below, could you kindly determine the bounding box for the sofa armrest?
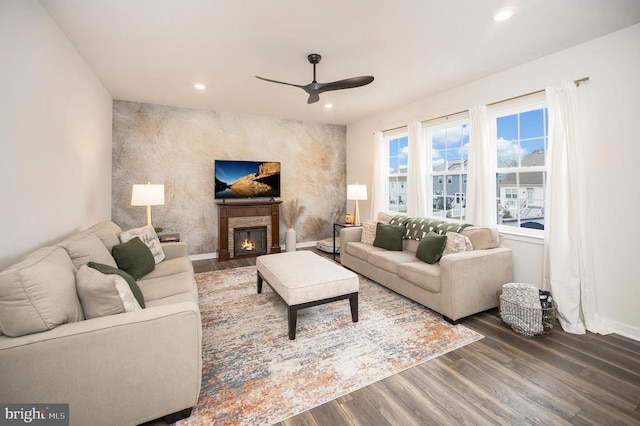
[438,247,514,321]
[340,227,363,253]
[0,303,202,426]
[162,241,188,259]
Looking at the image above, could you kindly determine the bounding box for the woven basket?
[499,295,557,337]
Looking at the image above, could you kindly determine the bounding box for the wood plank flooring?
[193,250,640,426]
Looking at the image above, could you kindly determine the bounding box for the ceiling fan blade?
[255,76,304,89]
[307,93,320,104]
[315,76,374,94]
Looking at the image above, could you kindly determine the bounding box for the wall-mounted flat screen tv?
[214,160,281,199]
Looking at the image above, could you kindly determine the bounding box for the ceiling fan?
[256,53,374,104]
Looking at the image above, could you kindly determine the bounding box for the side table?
[158,233,180,243]
[333,222,361,262]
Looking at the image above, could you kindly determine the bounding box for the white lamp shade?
[131,184,165,206]
[347,184,367,201]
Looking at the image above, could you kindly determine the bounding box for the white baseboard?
[189,252,217,261]
[603,319,640,342]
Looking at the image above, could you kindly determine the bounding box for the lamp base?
[145,205,153,228]
[353,201,361,226]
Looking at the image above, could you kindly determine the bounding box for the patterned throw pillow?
[360,221,377,245]
[120,225,165,264]
[375,211,394,224]
[442,232,474,256]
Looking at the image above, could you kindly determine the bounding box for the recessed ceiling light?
[493,9,513,21]
[324,103,333,109]
[194,83,206,90]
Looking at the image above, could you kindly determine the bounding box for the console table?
[217,200,282,261]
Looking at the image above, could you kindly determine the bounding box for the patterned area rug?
[178,265,482,426]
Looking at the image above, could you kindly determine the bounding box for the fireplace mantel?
[217,200,282,261]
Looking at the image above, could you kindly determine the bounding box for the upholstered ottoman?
[256,251,359,340]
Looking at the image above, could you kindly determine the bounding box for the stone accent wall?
[112,100,347,256]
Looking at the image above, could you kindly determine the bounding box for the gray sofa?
[0,221,202,426]
[340,215,513,323]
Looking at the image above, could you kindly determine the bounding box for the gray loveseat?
[340,215,513,323]
[0,221,202,425]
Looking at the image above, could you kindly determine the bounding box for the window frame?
[491,99,548,237]
[383,130,409,213]
[425,118,470,221]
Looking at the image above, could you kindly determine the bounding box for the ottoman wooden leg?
[288,305,298,340]
[350,292,359,322]
[257,272,263,294]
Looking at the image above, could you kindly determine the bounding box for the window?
[495,105,548,231]
[385,134,408,213]
[428,121,469,220]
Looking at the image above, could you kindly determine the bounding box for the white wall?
[0,0,113,269]
[347,24,640,340]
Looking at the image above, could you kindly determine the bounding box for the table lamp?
[347,184,367,226]
[131,183,165,227]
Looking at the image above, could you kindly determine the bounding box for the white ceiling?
[40,0,640,126]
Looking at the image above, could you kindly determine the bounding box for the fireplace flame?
[241,238,256,251]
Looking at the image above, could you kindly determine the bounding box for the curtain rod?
[379,77,589,132]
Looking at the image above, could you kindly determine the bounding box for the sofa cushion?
[112,237,155,280]
[376,211,394,223]
[62,233,117,269]
[139,257,194,280]
[138,271,196,303]
[344,242,385,261]
[76,265,141,319]
[120,225,165,264]
[415,232,448,264]
[88,262,145,308]
[397,261,441,293]
[360,221,377,245]
[83,221,123,252]
[442,232,473,257]
[373,223,405,251]
[460,226,500,250]
[368,250,417,274]
[0,246,84,337]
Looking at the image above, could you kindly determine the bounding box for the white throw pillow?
[76,265,141,319]
[120,225,165,264]
[360,221,377,245]
[442,232,473,257]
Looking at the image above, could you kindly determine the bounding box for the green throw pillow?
[111,237,155,280]
[88,262,145,308]
[373,223,405,251]
[415,232,448,264]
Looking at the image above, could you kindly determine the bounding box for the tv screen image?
[214,160,281,199]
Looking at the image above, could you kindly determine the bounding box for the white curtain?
[407,122,428,216]
[544,82,609,335]
[466,105,496,226]
[370,131,387,219]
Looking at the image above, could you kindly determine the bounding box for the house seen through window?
[428,121,469,220]
[386,134,408,213]
[495,105,548,231]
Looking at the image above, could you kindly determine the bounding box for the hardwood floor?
[194,250,640,426]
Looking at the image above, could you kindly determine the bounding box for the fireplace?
[234,227,267,257]
[216,200,282,261]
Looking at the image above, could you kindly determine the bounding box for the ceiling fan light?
[324,103,333,109]
[494,9,513,21]
[194,83,206,90]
